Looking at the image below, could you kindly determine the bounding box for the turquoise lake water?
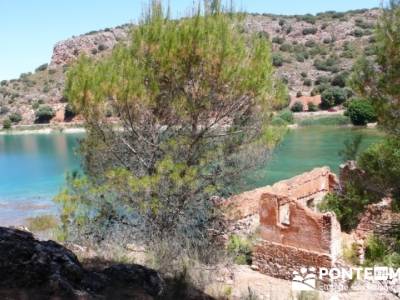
[0,127,384,225]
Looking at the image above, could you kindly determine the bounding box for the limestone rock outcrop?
[50,26,130,67]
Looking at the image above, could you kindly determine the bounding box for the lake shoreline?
[0,123,86,135]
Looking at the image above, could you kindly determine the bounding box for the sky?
[0,0,382,80]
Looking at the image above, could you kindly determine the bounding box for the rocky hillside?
[0,8,380,127]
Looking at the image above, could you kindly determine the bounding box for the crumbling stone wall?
[252,240,333,280]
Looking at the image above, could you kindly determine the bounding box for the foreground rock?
[0,226,164,299]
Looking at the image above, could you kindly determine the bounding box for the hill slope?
[0,8,380,126]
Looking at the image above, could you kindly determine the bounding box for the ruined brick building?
[223,167,341,280]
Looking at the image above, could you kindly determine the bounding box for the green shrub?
[304,40,316,48]
[343,243,360,265]
[346,99,377,125]
[291,101,303,112]
[331,72,348,87]
[300,72,307,78]
[279,43,292,52]
[35,105,55,123]
[300,14,316,24]
[314,56,340,73]
[351,29,364,37]
[295,52,306,62]
[302,27,318,35]
[0,80,7,86]
[276,109,294,124]
[272,53,283,67]
[278,19,285,26]
[364,235,388,266]
[227,235,252,265]
[271,116,287,126]
[271,36,284,44]
[319,184,373,232]
[321,87,348,108]
[364,45,376,56]
[98,44,107,51]
[35,63,48,72]
[315,76,331,85]
[8,112,22,123]
[323,38,331,44]
[358,138,400,201]
[307,102,317,111]
[2,118,11,130]
[303,79,312,86]
[64,104,76,120]
[0,106,9,115]
[341,41,356,59]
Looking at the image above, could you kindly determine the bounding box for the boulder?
[0,226,165,299]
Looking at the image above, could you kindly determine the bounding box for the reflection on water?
[0,133,83,224]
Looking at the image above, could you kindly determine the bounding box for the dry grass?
[26,214,58,232]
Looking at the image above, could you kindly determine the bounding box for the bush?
[319,184,374,232]
[303,79,312,86]
[271,116,287,126]
[296,91,302,97]
[35,105,55,123]
[291,101,303,112]
[315,76,331,85]
[351,29,364,37]
[300,72,307,78]
[35,63,48,72]
[98,44,107,51]
[0,106,9,115]
[358,138,400,200]
[227,235,252,265]
[300,14,316,24]
[279,43,292,52]
[321,87,348,108]
[302,27,318,35]
[9,112,22,123]
[295,52,306,62]
[271,36,284,44]
[276,109,294,123]
[364,45,376,56]
[64,103,76,121]
[272,53,283,67]
[346,99,377,125]
[323,38,331,44]
[304,40,316,48]
[307,102,317,111]
[2,118,11,129]
[314,56,340,73]
[331,72,348,87]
